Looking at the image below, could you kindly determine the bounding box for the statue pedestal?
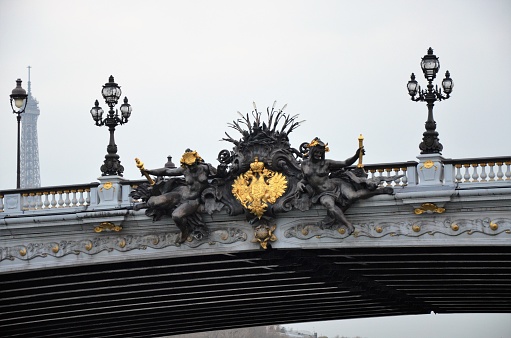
[416,154,444,185]
[96,176,125,208]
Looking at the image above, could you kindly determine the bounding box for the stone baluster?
[496,162,504,181]
[71,190,78,206]
[479,163,487,182]
[43,192,50,208]
[463,164,471,183]
[471,163,480,182]
[28,193,36,210]
[78,189,85,206]
[64,190,71,207]
[488,162,496,181]
[505,162,511,180]
[50,192,58,208]
[0,195,4,212]
[35,192,43,209]
[85,188,91,205]
[454,164,462,182]
[22,193,29,210]
[57,191,64,208]
[400,167,408,186]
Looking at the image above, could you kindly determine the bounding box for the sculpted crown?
[308,137,330,152]
[250,157,265,173]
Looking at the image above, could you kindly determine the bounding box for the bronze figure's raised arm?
[131,149,217,243]
[297,137,396,234]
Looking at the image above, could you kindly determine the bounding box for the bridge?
[2,55,510,337]
[1,155,510,338]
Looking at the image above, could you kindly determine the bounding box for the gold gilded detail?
[119,239,126,248]
[19,247,27,256]
[412,224,421,232]
[414,202,446,215]
[52,244,59,253]
[135,157,155,185]
[490,222,498,231]
[85,241,93,251]
[338,228,346,235]
[252,224,277,249]
[102,182,113,190]
[308,138,330,152]
[423,160,435,169]
[94,221,122,233]
[451,223,459,231]
[375,226,383,233]
[180,150,202,166]
[232,158,287,218]
[357,134,364,168]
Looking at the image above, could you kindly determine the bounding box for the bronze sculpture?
[133,150,217,243]
[297,137,395,233]
[131,104,399,245]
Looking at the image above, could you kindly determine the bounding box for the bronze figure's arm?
[145,166,184,177]
[329,147,365,170]
[333,135,365,169]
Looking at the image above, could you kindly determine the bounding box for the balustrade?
[443,157,511,184]
[1,157,510,214]
[0,183,98,213]
[361,162,418,187]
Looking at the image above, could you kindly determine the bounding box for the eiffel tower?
[20,66,41,188]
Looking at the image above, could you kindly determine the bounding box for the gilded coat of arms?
[232,157,288,218]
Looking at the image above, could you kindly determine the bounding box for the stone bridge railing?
[444,157,511,183]
[0,156,510,215]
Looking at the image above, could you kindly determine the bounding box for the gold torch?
[135,158,155,185]
[357,134,364,168]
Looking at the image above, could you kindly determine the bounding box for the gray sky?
[1,0,510,337]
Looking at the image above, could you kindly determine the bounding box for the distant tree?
[165,325,292,338]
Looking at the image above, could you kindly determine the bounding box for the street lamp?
[10,79,28,189]
[90,75,132,176]
[407,47,453,154]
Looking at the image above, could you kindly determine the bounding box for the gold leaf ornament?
[232,158,288,218]
[253,224,278,249]
[180,150,202,166]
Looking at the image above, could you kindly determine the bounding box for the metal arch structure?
[2,246,511,338]
[1,176,511,338]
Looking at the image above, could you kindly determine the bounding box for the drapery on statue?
[132,149,217,243]
[297,137,396,234]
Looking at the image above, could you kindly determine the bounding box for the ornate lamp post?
[407,47,453,154]
[10,79,28,189]
[90,75,132,176]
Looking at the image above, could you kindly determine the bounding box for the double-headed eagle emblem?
[232,157,288,218]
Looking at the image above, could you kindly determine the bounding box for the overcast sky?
[1,0,510,337]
